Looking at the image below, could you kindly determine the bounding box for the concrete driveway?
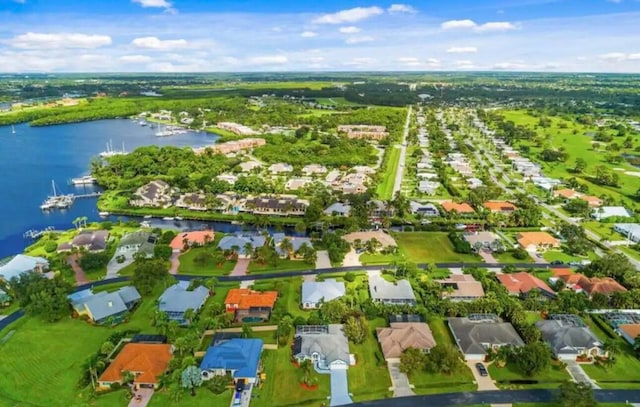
[231,258,250,276]
[387,362,415,397]
[566,361,600,389]
[479,250,498,264]
[128,388,153,407]
[342,249,362,267]
[330,368,353,406]
[466,361,498,391]
[316,250,332,269]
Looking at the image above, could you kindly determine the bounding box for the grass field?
[178,247,236,276]
[146,389,233,407]
[348,318,392,402]
[251,346,331,407]
[359,252,402,265]
[376,145,401,200]
[488,361,571,389]
[247,258,311,273]
[393,232,481,263]
[494,251,534,264]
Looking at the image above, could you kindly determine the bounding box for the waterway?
[0,119,223,258]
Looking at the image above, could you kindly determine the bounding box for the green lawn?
[247,259,311,274]
[541,250,598,263]
[488,361,571,389]
[376,145,401,200]
[251,329,277,345]
[494,251,533,264]
[393,232,481,263]
[251,346,330,407]
[359,252,402,265]
[348,318,392,402]
[178,247,236,276]
[147,389,233,407]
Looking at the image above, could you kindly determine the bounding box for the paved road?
[348,389,640,406]
[392,106,412,196]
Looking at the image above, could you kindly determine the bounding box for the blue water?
[0,119,224,258]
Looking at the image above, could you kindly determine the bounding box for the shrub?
[344,272,356,282]
[448,232,473,254]
[44,240,58,253]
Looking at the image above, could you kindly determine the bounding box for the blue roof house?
[158,281,210,325]
[272,233,313,258]
[68,286,141,325]
[218,233,267,258]
[200,338,264,385]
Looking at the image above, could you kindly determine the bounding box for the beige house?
[376,323,437,362]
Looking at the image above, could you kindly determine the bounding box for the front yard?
[393,232,481,263]
[178,246,236,276]
[488,361,571,389]
[247,258,312,274]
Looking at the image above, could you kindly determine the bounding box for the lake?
[0,119,221,258]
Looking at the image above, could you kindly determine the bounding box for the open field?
[178,247,236,276]
[247,258,311,273]
[393,232,481,263]
[376,145,401,200]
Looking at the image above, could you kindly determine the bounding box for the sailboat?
[99,140,127,158]
[11,125,15,134]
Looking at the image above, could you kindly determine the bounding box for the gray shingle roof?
[158,282,209,314]
[448,316,525,356]
[293,325,350,365]
[536,319,604,356]
[369,274,416,301]
[301,279,346,304]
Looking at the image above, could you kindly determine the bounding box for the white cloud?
[426,58,440,66]
[345,36,375,44]
[132,0,172,8]
[598,52,640,61]
[339,26,361,34]
[343,57,377,66]
[441,19,477,30]
[313,6,383,24]
[7,32,112,49]
[441,19,517,32]
[630,53,640,60]
[119,55,153,63]
[446,46,478,53]
[398,57,419,62]
[301,31,318,38]
[131,36,187,50]
[388,4,418,14]
[493,62,527,70]
[247,55,288,65]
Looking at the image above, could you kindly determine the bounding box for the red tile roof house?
[559,273,627,299]
[497,272,556,299]
[441,201,475,215]
[97,343,172,391]
[483,201,518,214]
[170,230,215,252]
[225,288,278,323]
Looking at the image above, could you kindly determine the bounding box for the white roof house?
[239,161,262,172]
[301,279,346,309]
[369,274,416,306]
[614,224,640,243]
[269,163,293,175]
[418,181,440,195]
[592,206,632,221]
[0,254,49,282]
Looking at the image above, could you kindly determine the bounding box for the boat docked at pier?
[155,125,188,137]
[99,140,127,158]
[41,180,74,210]
[71,175,97,185]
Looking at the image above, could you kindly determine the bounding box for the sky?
[0,0,639,73]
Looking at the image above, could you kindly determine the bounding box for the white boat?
[175,216,183,221]
[11,124,16,134]
[140,221,151,228]
[71,175,97,185]
[99,140,127,158]
[162,217,174,221]
[41,180,74,210]
[98,211,110,217]
[139,121,148,126]
[143,215,153,219]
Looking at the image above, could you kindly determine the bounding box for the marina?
[70,175,97,185]
[155,125,190,137]
[99,139,127,158]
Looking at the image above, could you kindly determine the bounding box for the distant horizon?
[0,0,639,73]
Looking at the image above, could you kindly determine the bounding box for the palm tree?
[603,340,621,359]
[230,245,240,259]
[183,308,197,325]
[280,238,294,260]
[243,242,254,259]
[80,216,88,228]
[72,217,81,229]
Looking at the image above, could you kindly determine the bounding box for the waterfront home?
[272,233,313,259]
[170,230,215,251]
[448,314,524,360]
[130,180,173,208]
[301,279,346,309]
[224,288,278,322]
[302,164,328,176]
[293,325,352,370]
[98,343,173,390]
[0,254,49,282]
[158,281,210,325]
[324,202,352,217]
[369,274,416,306]
[242,195,308,216]
[58,230,110,253]
[376,322,436,362]
[216,121,259,136]
[200,338,263,386]
[116,231,156,259]
[497,272,556,299]
[591,206,632,221]
[536,314,607,361]
[68,286,141,325]
[218,233,267,258]
[175,193,207,211]
[268,163,293,175]
[516,232,560,252]
[369,200,394,219]
[436,274,485,302]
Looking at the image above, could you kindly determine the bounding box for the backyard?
[178,246,236,276]
[393,232,481,263]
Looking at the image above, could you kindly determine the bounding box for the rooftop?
[99,343,172,384]
[225,288,278,310]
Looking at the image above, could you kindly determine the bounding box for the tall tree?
[558,381,597,407]
[180,366,203,396]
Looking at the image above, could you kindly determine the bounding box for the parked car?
[550,260,564,265]
[475,362,488,377]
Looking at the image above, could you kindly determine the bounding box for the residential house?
[175,193,207,211]
[614,223,640,243]
[239,160,262,173]
[293,325,352,370]
[301,279,346,309]
[285,178,312,191]
[369,274,416,306]
[437,274,485,302]
[483,201,517,214]
[409,201,439,217]
[58,230,110,253]
[467,178,484,189]
[617,324,640,345]
[216,173,238,185]
[68,286,141,325]
[441,201,475,215]
[158,281,210,325]
[531,176,561,191]
[558,273,627,298]
[536,315,607,361]
[579,195,603,208]
[170,230,215,251]
[130,180,173,208]
[448,314,525,360]
[553,188,580,200]
[216,122,259,136]
[370,200,394,219]
[0,254,49,282]
[200,338,264,386]
[517,232,560,252]
[497,272,556,298]
[377,322,437,363]
[243,195,308,216]
[324,202,352,217]
[218,233,267,258]
[116,231,156,259]
[272,233,313,258]
[302,164,328,176]
[417,180,441,195]
[224,288,278,322]
[268,163,293,175]
[97,343,173,390]
[463,232,504,252]
[592,206,632,221]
